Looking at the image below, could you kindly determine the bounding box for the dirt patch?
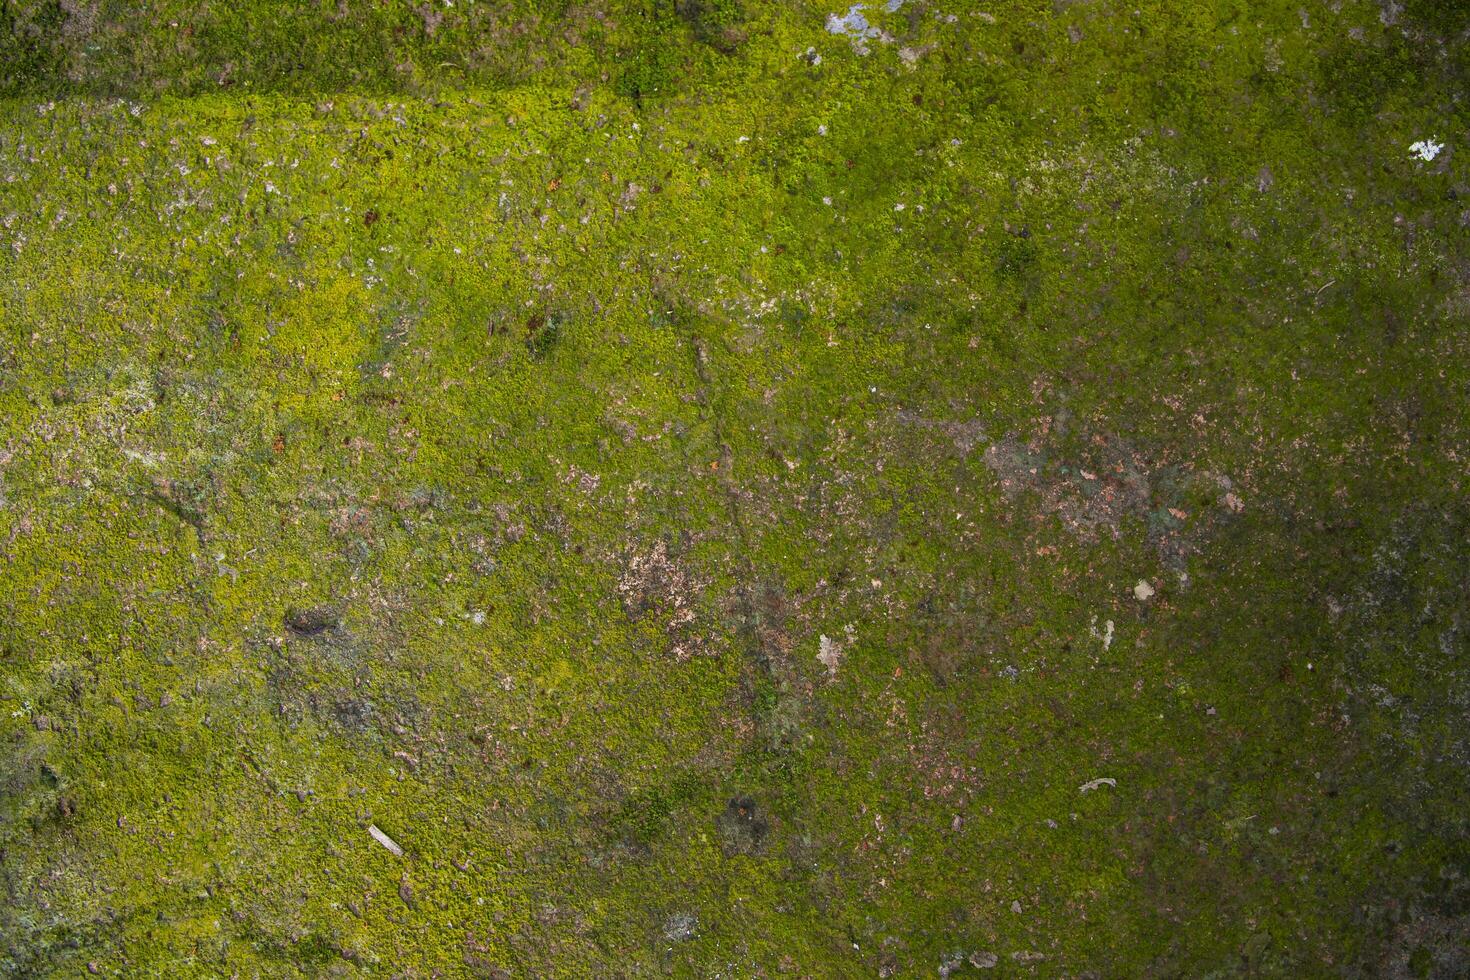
[284,605,340,637]
[617,539,708,661]
[716,795,769,856]
[981,430,1238,569]
[894,409,1239,568]
[1377,911,1470,979]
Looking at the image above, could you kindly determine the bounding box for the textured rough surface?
[1,1,1468,976]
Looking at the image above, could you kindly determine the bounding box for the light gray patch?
[826,4,890,54]
[662,911,698,943]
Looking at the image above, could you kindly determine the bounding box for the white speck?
[1079,777,1116,793]
[737,135,750,144]
[1133,580,1155,601]
[1409,138,1443,162]
[817,124,828,136]
[822,196,833,206]
[894,202,905,211]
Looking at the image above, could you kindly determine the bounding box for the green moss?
[2,1,1468,975]
[0,0,65,91]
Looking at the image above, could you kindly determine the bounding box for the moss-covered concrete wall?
[2,1,1468,975]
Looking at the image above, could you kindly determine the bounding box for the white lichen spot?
[1409,138,1443,162]
[826,4,890,54]
[1133,579,1156,601]
[827,4,872,37]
